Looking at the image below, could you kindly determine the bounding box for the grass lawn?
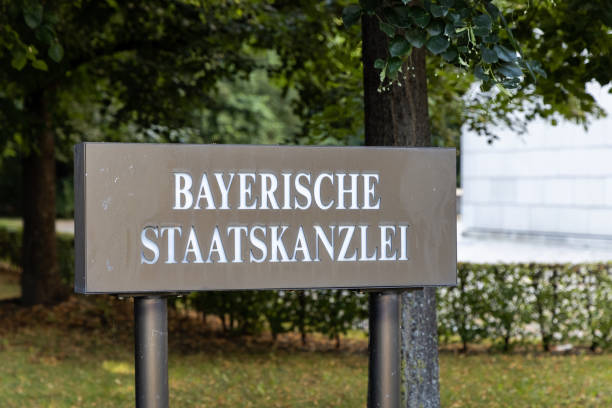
[0,267,609,407]
[0,217,22,231]
[0,324,612,407]
[439,353,611,407]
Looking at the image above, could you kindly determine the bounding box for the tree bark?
[21,89,68,306]
[362,14,441,408]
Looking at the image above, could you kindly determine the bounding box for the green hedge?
[1,224,610,350]
[188,290,368,346]
[437,263,612,351]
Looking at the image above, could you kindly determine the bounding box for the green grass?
[0,324,610,408]
[0,217,22,231]
[0,327,367,407]
[439,353,612,407]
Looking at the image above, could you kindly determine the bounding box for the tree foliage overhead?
[510,0,612,123]
[343,0,546,94]
[0,0,279,152]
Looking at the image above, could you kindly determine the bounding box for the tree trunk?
[21,89,68,306]
[362,14,441,408]
[503,332,511,352]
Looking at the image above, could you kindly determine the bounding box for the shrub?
[1,223,610,351]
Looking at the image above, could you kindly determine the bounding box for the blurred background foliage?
[1,0,610,218]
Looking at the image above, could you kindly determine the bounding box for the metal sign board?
[74,143,456,294]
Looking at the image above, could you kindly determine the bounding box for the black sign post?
[134,296,169,408]
[368,291,400,408]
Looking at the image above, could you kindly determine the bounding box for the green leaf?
[502,78,521,89]
[379,21,396,38]
[483,34,499,44]
[389,37,412,57]
[442,47,458,62]
[387,57,403,79]
[440,0,454,7]
[448,11,461,24]
[374,58,386,70]
[411,8,431,28]
[32,59,48,71]
[49,42,64,63]
[405,28,427,48]
[35,25,55,44]
[525,60,547,79]
[386,7,412,28]
[426,20,444,36]
[426,35,450,55]
[496,62,523,78]
[342,5,362,28]
[23,3,44,29]
[494,44,517,62]
[11,50,27,71]
[444,23,457,37]
[473,14,492,29]
[485,2,501,18]
[474,65,489,81]
[430,5,448,18]
[473,14,492,36]
[481,47,498,64]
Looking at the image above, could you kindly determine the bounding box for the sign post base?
[134,296,169,408]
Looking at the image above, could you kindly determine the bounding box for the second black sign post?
[368,291,400,407]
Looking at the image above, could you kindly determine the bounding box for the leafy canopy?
[343,0,546,95]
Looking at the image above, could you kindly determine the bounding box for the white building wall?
[461,83,612,239]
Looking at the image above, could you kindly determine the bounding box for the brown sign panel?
[74,143,456,294]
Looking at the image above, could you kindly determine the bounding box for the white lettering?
[249,226,267,263]
[314,173,334,210]
[359,225,377,261]
[313,225,334,261]
[260,173,280,210]
[362,174,381,209]
[281,173,292,210]
[292,226,312,262]
[161,226,182,264]
[194,173,216,210]
[238,173,257,209]
[270,225,291,262]
[140,226,159,264]
[182,226,204,263]
[337,225,357,261]
[337,173,359,210]
[379,225,397,261]
[214,172,235,210]
[173,173,193,209]
[399,225,409,261]
[207,226,228,263]
[294,173,312,210]
[227,226,248,263]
